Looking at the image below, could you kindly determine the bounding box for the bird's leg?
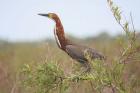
[83,62,91,73]
[77,62,91,76]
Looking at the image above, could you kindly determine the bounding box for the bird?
[38,13,105,72]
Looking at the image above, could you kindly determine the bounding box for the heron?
[38,13,105,72]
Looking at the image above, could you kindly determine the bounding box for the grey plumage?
[66,44,105,64]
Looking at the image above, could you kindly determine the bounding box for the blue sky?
[0,0,140,41]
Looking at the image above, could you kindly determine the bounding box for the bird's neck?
[54,18,69,50]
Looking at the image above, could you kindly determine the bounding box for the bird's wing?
[85,47,105,60]
[66,45,105,62]
[65,45,87,63]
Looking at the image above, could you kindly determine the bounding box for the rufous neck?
[55,18,63,29]
[54,18,67,50]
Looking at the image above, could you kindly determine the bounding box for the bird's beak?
[38,13,49,17]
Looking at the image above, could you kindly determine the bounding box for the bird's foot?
[78,67,91,76]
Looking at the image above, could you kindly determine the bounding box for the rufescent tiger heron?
[38,13,105,72]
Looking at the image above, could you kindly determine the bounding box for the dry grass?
[0,35,140,93]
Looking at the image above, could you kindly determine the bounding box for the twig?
[111,84,116,93]
[11,82,17,93]
[89,80,96,93]
[130,13,136,42]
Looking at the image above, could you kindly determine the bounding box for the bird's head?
[38,13,59,22]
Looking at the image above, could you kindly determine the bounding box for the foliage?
[107,0,140,64]
[21,60,69,93]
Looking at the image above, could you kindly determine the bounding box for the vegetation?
[0,0,140,93]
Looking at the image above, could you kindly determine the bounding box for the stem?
[89,80,96,93]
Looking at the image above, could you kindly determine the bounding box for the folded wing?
[65,44,105,64]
